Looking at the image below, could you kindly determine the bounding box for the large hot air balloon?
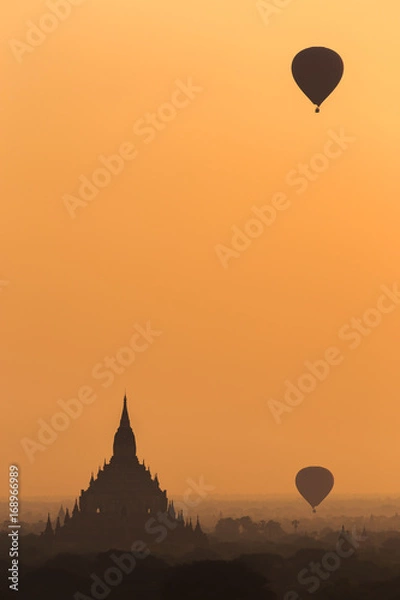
[295,466,334,512]
[291,47,344,113]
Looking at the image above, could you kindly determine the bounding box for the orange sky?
[1,0,400,500]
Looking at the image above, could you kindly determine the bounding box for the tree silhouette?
[264,520,284,540]
[215,517,240,540]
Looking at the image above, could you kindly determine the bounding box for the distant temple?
[42,395,206,551]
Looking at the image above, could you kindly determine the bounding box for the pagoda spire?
[112,394,137,461]
[120,393,130,427]
[58,504,65,521]
[72,498,79,517]
[195,516,203,534]
[43,513,54,537]
[168,500,176,520]
[55,516,61,533]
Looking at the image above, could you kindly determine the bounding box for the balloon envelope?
[291,47,344,111]
[295,466,334,511]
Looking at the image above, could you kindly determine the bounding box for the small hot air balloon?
[291,47,344,113]
[295,466,334,512]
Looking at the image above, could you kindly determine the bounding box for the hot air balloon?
[295,466,334,512]
[291,47,344,113]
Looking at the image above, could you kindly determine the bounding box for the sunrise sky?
[1,0,400,499]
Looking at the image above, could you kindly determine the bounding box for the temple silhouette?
[42,395,206,551]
